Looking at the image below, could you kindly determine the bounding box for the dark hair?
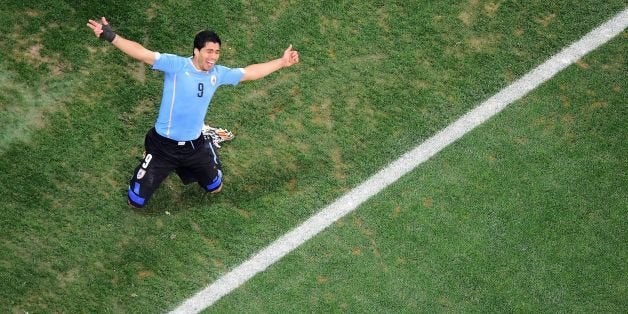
[193,30,221,55]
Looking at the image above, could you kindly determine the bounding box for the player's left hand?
[282,45,299,68]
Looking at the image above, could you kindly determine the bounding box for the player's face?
[194,42,220,71]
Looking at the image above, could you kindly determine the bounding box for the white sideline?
[170,9,628,314]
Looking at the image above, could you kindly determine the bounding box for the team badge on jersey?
[211,75,217,86]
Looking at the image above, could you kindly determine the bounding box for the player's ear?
[193,47,199,57]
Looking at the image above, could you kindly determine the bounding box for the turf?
[210,31,627,314]
[0,1,625,312]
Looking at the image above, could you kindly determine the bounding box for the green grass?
[0,1,625,313]
[211,32,627,313]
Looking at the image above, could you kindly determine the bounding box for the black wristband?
[100,24,117,43]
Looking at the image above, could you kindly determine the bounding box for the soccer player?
[87,17,299,208]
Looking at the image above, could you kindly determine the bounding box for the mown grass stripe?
[170,8,628,314]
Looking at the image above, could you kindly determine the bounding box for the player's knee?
[203,170,223,193]
[128,182,147,208]
[210,183,223,194]
[204,181,223,194]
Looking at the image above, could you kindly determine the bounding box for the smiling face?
[193,42,220,72]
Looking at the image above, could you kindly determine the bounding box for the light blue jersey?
[152,53,244,141]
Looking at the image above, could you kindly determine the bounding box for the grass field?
[0,1,626,313]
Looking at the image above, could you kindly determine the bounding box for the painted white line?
[170,9,628,314]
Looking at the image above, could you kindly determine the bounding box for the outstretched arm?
[241,45,300,81]
[87,17,156,65]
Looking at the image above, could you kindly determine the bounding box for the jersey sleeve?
[152,53,186,73]
[215,65,245,86]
